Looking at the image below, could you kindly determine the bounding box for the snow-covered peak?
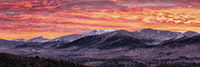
[50,29,115,43]
[82,29,115,35]
[28,36,51,42]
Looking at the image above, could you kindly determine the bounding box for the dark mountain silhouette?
[28,36,51,42]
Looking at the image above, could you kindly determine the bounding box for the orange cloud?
[0,0,200,39]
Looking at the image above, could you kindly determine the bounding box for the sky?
[0,0,200,39]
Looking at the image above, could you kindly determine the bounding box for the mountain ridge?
[57,30,146,49]
[8,29,199,44]
[2,28,199,49]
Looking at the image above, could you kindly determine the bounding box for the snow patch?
[82,29,115,35]
[157,31,160,33]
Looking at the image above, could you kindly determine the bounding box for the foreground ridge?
[0,53,92,67]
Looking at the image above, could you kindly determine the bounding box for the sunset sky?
[0,0,200,39]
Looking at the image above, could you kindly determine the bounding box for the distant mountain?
[28,36,51,42]
[43,29,115,48]
[10,38,27,42]
[10,36,51,43]
[183,31,199,37]
[0,39,24,50]
[50,34,83,43]
[159,34,200,48]
[51,29,115,42]
[82,29,115,35]
[2,29,115,49]
[5,28,200,49]
[5,37,48,49]
[57,29,200,49]
[132,28,183,45]
[57,30,146,50]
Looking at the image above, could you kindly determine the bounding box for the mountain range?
[7,28,199,49]
[1,28,200,67]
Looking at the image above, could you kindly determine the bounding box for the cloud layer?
[0,0,200,39]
